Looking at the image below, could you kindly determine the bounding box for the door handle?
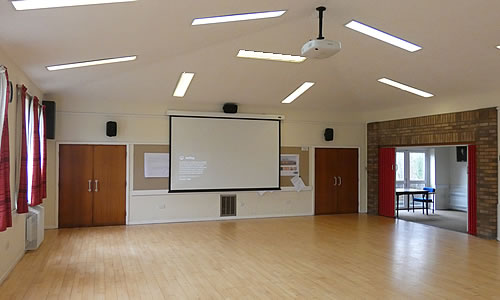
[88,180,92,192]
[338,176,342,187]
[333,176,337,186]
[94,180,99,192]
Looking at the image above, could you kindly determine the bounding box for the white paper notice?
[144,153,170,178]
[291,176,306,192]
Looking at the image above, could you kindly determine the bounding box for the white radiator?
[25,205,45,251]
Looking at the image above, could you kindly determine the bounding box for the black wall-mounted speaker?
[223,103,238,114]
[106,121,117,137]
[324,128,334,141]
[42,100,55,139]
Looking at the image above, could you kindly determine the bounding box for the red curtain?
[17,85,29,213]
[30,97,42,206]
[378,148,396,217]
[41,105,47,199]
[467,145,477,235]
[0,69,12,232]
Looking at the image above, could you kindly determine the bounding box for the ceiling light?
[237,50,306,63]
[11,0,136,10]
[47,56,137,71]
[496,45,500,50]
[282,82,315,104]
[378,78,433,98]
[173,73,195,98]
[192,10,286,26]
[345,20,422,52]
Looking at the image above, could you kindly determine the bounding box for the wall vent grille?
[220,195,237,217]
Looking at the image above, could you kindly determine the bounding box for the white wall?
[448,148,468,211]
[434,147,451,210]
[431,147,468,211]
[46,106,367,227]
[0,49,43,283]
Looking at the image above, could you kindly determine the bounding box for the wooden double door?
[315,148,358,215]
[59,145,126,228]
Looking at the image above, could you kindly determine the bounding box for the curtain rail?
[16,84,44,107]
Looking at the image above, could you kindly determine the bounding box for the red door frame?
[467,145,477,235]
[377,145,478,236]
[378,148,396,217]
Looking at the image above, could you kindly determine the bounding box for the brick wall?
[367,107,498,239]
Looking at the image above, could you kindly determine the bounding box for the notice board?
[134,144,169,190]
[280,147,310,187]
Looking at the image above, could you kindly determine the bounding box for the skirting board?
[0,250,25,285]
[128,213,313,226]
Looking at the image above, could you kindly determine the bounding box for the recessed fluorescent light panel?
[46,56,137,71]
[345,20,422,52]
[192,10,286,26]
[11,0,136,10]
[378,78,433,98]
[282,82,315,104]
[237,50,306,63]
[173,72,195,98]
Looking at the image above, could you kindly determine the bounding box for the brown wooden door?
[315,148,358,215]
[336,149,359,214]
[92,145,126,226]
[59,145,94,228]
[315,148,338,214]
[59,145,126,228]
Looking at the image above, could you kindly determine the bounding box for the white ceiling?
[0,0,499,115]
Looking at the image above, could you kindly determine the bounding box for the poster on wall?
[456,146,467,162]
[144,153,170,177]
[280,154,299,176]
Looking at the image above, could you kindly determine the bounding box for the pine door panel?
[59,145,94,228]
[92,145,126,226]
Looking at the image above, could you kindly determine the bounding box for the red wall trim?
[378,148,396,217]
[468,145,477,235]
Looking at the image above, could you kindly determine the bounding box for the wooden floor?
[1,215,499,299]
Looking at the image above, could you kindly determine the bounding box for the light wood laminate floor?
[1,215,499,299]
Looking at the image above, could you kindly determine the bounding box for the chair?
[412,187,436,215]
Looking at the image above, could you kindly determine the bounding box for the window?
[396,150,429,206]
[410,152,425,181]
[17,86,46,210]
[26,97,34,204]
[396,152,405,181]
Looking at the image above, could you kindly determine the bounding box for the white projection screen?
[169,115,281,192]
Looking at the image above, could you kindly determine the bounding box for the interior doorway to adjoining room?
[395,146,468,233]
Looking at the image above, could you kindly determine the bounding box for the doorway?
[392,146,471,233]
[59,144,127,228]
[315,148,358,215]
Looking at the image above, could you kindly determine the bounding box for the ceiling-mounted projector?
[301,6,341,59]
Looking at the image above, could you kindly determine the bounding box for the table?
[395,188,429,218]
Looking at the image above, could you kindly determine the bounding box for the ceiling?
[0,0,499,116]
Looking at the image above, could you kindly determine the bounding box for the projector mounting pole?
[317,6,326,40]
